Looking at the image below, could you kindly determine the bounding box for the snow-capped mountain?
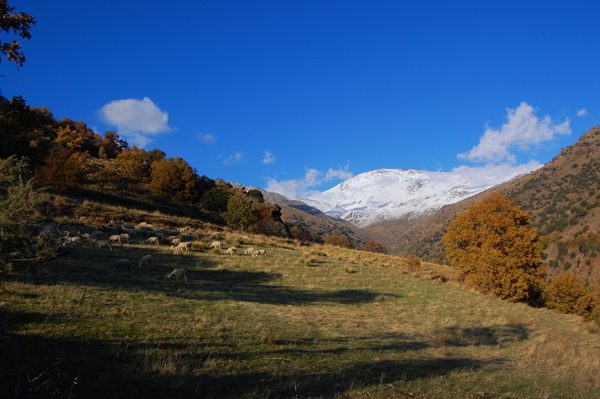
[300,169,504,228]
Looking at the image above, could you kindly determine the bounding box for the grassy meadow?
[2,231,600,398]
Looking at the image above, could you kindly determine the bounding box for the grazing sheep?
[63,236,81,245]
[170,238,181,247]
[225,247,237,255]
[109,259,130,272]
[108,235,122,244]
[240,235,249,241]
[252,249,267,257]
[122,224,135,230]
[95,240,113,250]
[91,231,104,239]
[174,242,192,253]
[145,237,159,245]
[244,248,255,256]
[209,232,221,240]
[138,255,153,268]
[210,241,222,250]
[120,233,130,244]
[167,268,187,282]
[188,233,199,240]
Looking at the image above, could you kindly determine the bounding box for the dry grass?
[2,232,600,398]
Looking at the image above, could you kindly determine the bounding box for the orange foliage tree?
[150,157,198,202]
[442,192,546,303]
[543,272,598,320]
[35,148,87,192]
[325,235,354,249]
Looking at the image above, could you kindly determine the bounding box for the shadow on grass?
[434,324,529,346]
[5,249,396,306]
[1,309,507,399]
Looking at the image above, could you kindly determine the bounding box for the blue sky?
[2,1,599,199]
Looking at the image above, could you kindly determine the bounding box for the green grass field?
[2,234,600,398]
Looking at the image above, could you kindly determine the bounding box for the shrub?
[325,235,354,249]
[405,254,421,272]
[544,272,598,320]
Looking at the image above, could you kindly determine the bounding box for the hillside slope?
[379,125,600,282]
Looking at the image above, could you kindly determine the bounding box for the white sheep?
[174,242,192,253]
[95,240,113,250]
[252,249,267,257]
[210,241,222,250]
[170,238,181,247]
[145,237,159,245]
[108,234,121,244]
[109,259,130,272]
[120,233,130,244]
[244,248,255,255]
[225,247,237,255]
[209,232,221,240]
[167,268,187,281]
[138,255,152,268]
[63,236,81,245]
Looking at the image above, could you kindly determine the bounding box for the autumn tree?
[35,148,87,192]
[291,226,311,242]
[222,193,259,232]
[0,0,36,70]
[150,157,198,202]
[361,240,387,254]
[117,146,149,181]
[0,95,57,165]
[442,192,546,303]
[543,272,598,320]
[325,235,354,249]
[101,131,128,159]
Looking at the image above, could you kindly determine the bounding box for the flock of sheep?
[52,222,267,282]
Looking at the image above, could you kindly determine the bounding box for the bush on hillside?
[443,192,546,303]
[543,272,598,320]
[325,235,354,249]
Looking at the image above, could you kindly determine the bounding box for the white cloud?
[98,97,172,146]
[198,133,216,144]
[223,153,242,166]
[262,151,276,164]
[577,108,588,117]
[451,161,543,189]
[458,102,571,163]
[325,165,353,181]
[265,166,353,199]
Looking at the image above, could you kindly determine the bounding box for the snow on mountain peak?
[300,168,497,227]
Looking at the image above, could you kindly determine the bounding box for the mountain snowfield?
[299,169,516,227]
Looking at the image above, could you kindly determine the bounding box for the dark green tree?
[201,187,231,212]
[222,193,259,232]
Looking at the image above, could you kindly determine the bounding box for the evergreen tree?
[222,193,259,232]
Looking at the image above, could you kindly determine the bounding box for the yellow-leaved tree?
[442,192,546,303]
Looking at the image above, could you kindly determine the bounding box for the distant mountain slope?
[304,168,526,228]
[379,124,600,282]
[253,188,369,245]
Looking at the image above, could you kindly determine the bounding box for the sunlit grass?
[2,231,600,397]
